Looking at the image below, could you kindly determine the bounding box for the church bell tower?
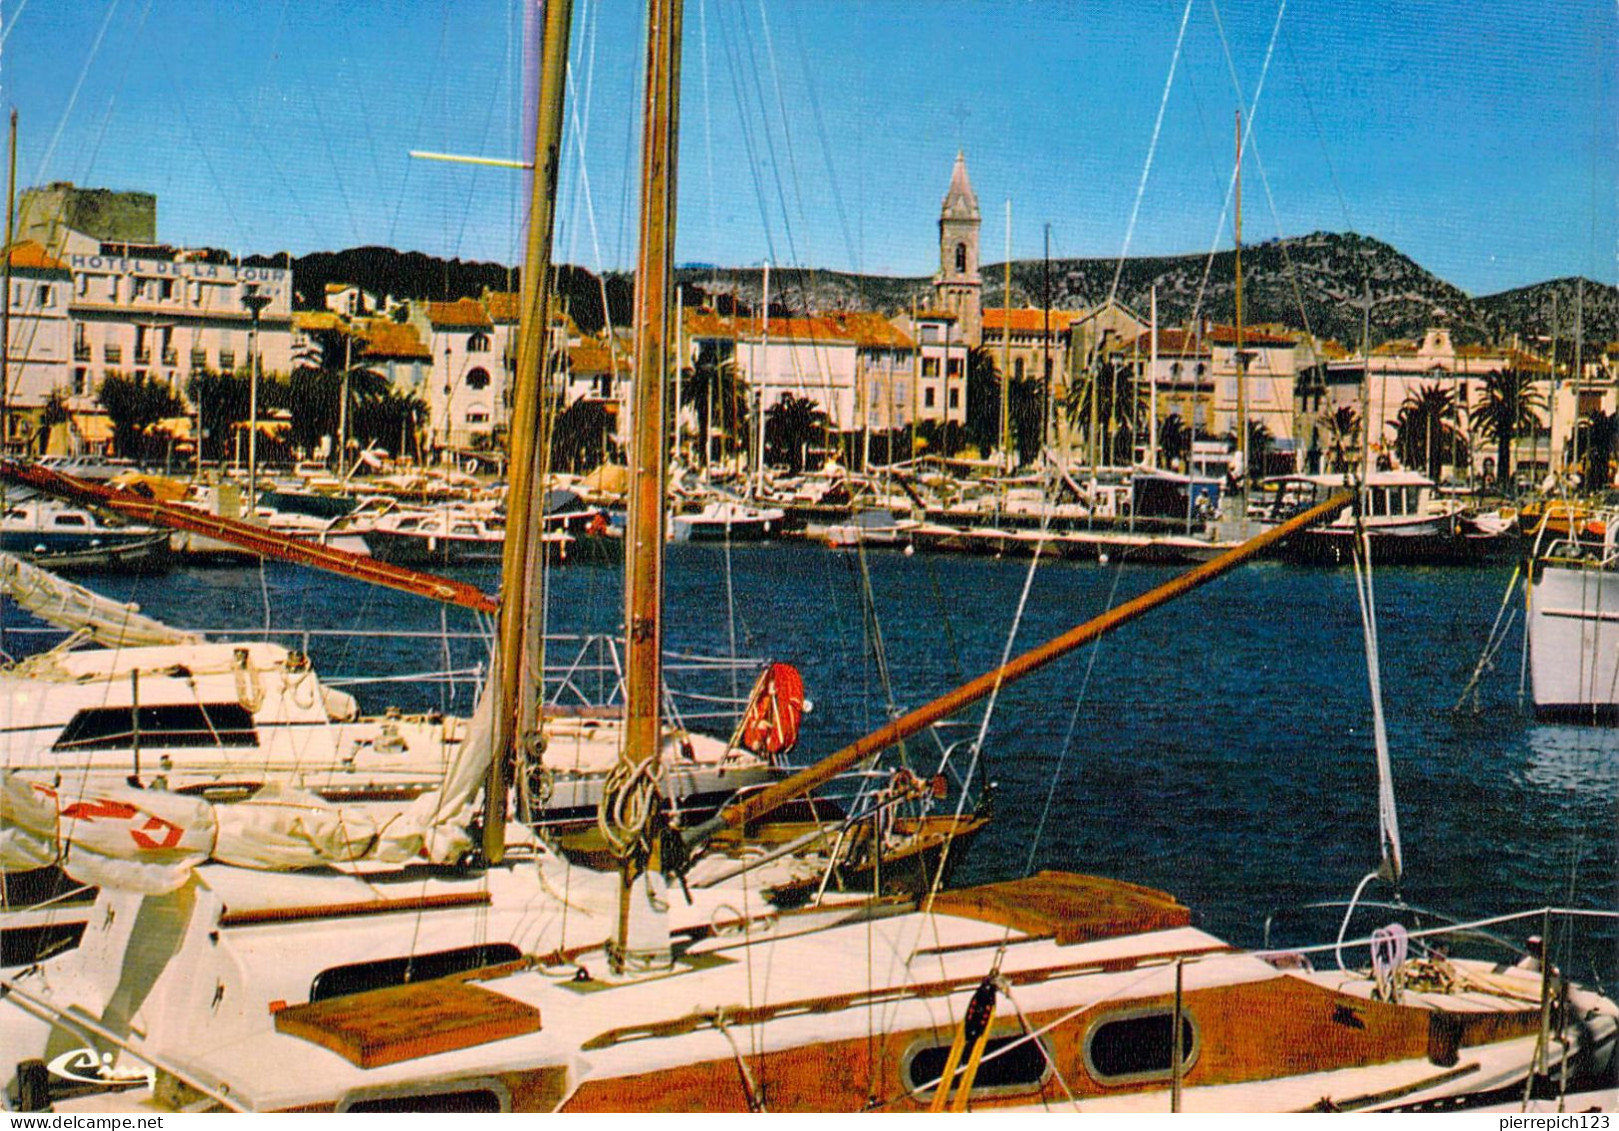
[934,150,982,346]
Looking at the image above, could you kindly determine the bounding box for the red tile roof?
[294,311,347,333]
[358,319,431,359]
[684,310,910,348]
[1205,323,1295,347]
[568,339,629,376]
[982,307,1085,335]
[1116,328,1211,357]
[425,298,493,329]
[5,240,70,272]
[483,291,520,323]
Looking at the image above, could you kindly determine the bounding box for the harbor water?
[5,545,1614,983]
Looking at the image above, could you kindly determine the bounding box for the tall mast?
[754,261,769,497]
[1042,223,1052,459]
[486,0,574,863]
[611,0,682,968]
[1149,285,1159,468]
[1,111,15,460]
[1234,109,1247,486]
[1001,199,1011,470]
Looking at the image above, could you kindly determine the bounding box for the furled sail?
[0,667,499,890]
[0,551,200,650]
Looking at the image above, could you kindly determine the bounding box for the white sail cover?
[0,552,200,649]
[0,666,498,891]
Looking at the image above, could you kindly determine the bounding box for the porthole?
[901,1030,1052,1099]
[1082,1007,1199,1084]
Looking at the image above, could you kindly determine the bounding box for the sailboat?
[2,0,1615,1115]
[1526,505,1619,722]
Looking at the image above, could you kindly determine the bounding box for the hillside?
[262,233,1616,349]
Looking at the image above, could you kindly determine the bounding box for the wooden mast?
[685,488,1353,846]
[609,0,681,967]
[1001,199,1011,470]
[1,111,15,460]
[486,0,575,863]
[1234,109,1248,486]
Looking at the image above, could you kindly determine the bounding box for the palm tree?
[764,393,824,474]
[1158,413,1192,469]
[550,397,613,473]
[1319,405,1361,473]
[186,369,254,464]
[1472,368,1543,489]
[1577,409,1618,492]
[1063,360,1142,465]
[1391,383,1465,481]
[682,342,744,468]
[1244,420,1275,479]
[290,326,389,461]
[98,371,181,462]
[963,347,1002,458]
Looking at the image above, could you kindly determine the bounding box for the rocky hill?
[265,233,1616,349]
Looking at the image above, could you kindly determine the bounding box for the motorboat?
[0,497,171,571]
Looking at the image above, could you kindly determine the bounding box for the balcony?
[162,348,178,366]
[103,345,122,364]
[134,347,152,365]
[219,350,236,371]
[191,349,208,369]
[74,344,91,362]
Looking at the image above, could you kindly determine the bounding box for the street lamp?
[240,283,272,504]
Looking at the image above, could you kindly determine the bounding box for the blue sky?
[3,0,1612,296]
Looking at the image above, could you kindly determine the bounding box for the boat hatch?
[338,1078,512,1113]
[276,979,542,1068]
[311,944,523,1001]
[1082,1005,1200,1084]
[902,1030,1053,1098]
[52,703,259,751]
[926,871,1191,944]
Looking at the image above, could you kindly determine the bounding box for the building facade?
[2,242,74,451]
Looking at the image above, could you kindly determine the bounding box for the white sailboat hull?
[1530,561,1619,722]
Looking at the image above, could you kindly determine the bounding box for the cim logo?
[44,1048,153,1089]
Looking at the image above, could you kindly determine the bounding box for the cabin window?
[339,1080,511,1113]
[1405,486,1423,514]
[53,703,259,752]
[451,523,479,536]
[396,517,420,531]
[903,1032,1051,1098]
[52,514,89,527]
[1387,487,1404,516]
[1083,1008,1198,1083]
[310,944,522,1002]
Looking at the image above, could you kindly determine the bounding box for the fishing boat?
[1249,470,1479,564]
[3,1,1615,1116]
[669,496,785,542]
[0,497,172,571]
[1527,508,1618,723]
